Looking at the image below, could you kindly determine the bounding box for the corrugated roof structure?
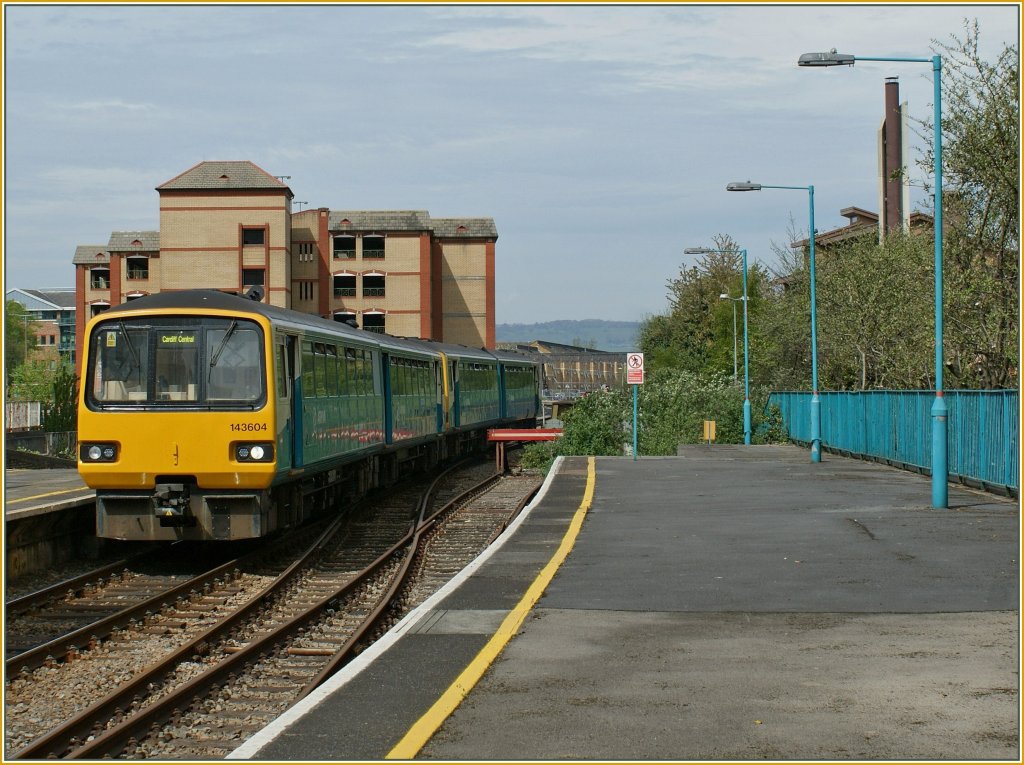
[15,288,77,309]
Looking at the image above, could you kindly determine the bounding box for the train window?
[325,345,338,396]
[301,342,316,398]
[155,331,199,402]
[276,344,289,399]
[206,325,262,401]
[92,326,149,401]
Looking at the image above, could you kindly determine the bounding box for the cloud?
[63,99,156,114]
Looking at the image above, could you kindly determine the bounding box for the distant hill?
[496,319,642,352]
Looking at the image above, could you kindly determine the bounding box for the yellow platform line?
[386,456,596,760]
[7,487,91,505]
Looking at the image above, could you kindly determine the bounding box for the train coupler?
[153,483,194,526]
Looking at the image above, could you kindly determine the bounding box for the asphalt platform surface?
[241,446,1019,761]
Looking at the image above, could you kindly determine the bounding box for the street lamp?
[719,292,740,383]
[798,49,946,508]
[727,181,821,463]
[684,246,751,445]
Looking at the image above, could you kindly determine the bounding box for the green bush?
[558,388,629,456]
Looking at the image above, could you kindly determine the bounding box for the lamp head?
[798,49,855,67]
[727,181,761,192]
[683,247,711,255]
[719,293,729,300]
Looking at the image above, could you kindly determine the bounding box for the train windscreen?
[87,316,265,408]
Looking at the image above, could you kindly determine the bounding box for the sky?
[2,3,1019,325]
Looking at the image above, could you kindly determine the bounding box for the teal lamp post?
[684,246,751,445]
[797,49,946,508]
[727,182,820,462]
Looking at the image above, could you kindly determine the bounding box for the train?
[77,289,541,542]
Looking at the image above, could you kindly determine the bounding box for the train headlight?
[80,442,118,462]
[234,442,274,463]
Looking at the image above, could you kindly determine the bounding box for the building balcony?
[363,249,385,259]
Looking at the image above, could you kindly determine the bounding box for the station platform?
[234,446,1020,761]
[4,469,94,521]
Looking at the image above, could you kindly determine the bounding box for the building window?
[90,268,110,289]
[127,256,149,280]
[333,311,356,327]
[363,235,385,259]
[333,236,355,259]
[298,282,314,301]
[362,312,385,333]
[363,273,385,297]
[242,228,266,246]
[243,269,265,287]
[333,274,356,297]
[91,303,110,317]
[296,242,316,262]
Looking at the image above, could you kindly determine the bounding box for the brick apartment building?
[72,160,496,368]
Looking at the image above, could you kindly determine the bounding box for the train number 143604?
[230,422,269,432]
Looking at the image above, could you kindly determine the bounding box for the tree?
[639,234,770,381]
[5,300,38,376]
[8,360,60,402]
[916,21,1019,388]
[42,365,79,432]
[814,230,934,389]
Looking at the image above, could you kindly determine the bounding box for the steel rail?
[6,544,170,617]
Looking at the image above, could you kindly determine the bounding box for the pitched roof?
[7,288,71,311]
[328,211,432,232]
[108,230,160,251]
[9,288,77,310]
[156,161,292,194]
[72,245,110,265]
[326,212,497,238]
[432,218,498,239]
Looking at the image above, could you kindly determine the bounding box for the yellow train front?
[78,292,284,541]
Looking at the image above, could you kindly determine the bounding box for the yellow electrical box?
[703,420,717,443]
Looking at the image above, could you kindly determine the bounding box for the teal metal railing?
[767,390,1019,493]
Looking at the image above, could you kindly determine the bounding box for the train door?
[274,334,294,471]
[497,362,509,420]
[434,359,445,432]
[288,335,304,467]
[450,359,460,428]
[381,353,394,445]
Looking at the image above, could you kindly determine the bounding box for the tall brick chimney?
[880,77,907,237]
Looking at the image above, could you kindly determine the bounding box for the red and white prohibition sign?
[626,352,644,385]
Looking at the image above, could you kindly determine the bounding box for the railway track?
[5,544,247,666]
[7,459,540,760]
